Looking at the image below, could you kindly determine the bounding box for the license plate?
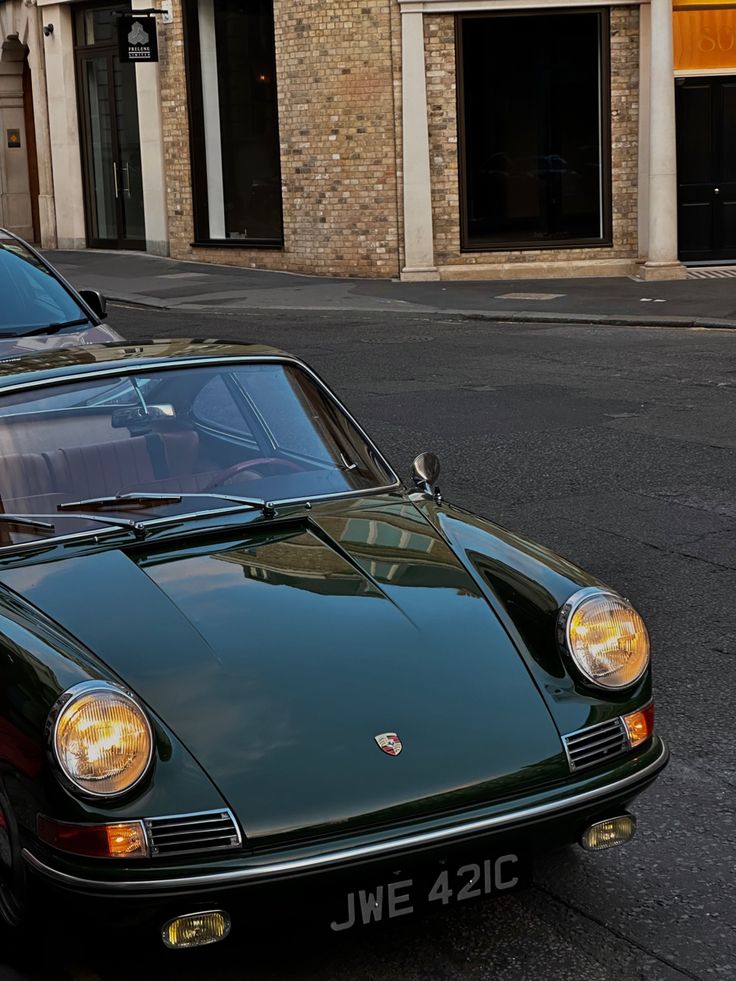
[329,853,529,931]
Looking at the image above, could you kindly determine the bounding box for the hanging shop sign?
[118,15,158,63]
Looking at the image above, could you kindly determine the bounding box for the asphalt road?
[2,307,734,981]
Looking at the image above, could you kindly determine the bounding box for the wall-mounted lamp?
[43,24,54,37]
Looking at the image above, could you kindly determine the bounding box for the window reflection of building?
[214,506,471,593]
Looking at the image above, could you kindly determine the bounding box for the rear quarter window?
[191,375,254,437]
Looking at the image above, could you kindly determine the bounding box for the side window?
[191,375,254,438]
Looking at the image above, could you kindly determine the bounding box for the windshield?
[0,361,394,545]
[0,237,88,333]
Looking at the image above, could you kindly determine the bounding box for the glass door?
[75,4,145,249]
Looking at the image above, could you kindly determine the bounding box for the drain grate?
[687,266,736,279]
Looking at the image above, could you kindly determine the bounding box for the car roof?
[0,340,295,392]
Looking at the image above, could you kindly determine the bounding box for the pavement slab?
[42,248,736,327]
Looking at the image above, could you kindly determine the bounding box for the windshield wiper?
[0,515,55,532]
[0,511,149,542]
[13,318,91,338]
[59,492,277,517]
[0,494,288,552]
[59,493,184,512]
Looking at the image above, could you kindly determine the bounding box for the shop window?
[458,11,611,250]
[184,0,283,246]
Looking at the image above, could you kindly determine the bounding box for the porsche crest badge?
[374,732,402,756]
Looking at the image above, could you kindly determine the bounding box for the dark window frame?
[182,0,284,250]
[73,1,147,251]
[455,8,613,253]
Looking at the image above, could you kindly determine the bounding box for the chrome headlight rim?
[46,680,154,799]
[557,586,650,690]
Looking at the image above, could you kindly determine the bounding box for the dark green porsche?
[0,341,667,949]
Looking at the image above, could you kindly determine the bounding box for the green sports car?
[0,341,667,949]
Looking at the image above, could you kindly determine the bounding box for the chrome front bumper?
[23,739,668,897]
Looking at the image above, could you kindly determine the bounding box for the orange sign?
[674,8,736,70]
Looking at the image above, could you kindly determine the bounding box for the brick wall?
[159,2,639,278]
[159,0,193,255]
[160,0,401,277]
[425,7,640,270]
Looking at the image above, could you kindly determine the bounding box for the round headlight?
[559,589,650,689]
[50,683,153,797]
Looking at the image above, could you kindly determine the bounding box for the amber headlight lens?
[51,685,153,796]
[561,590,650,689]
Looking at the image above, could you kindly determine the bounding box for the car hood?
[0,495,569,845]
[0,324,121,361]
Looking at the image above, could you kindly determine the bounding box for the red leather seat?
[49,436,156,500]
[0,453,55,501]
[0,430,202,507]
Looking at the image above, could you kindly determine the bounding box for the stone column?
[637,0,651,261]
[134,0,169,254]
[638,0,686,279]
[42,3,86,249]
[26,12,57,248]
[400,6,438,281]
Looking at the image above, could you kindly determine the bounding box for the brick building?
[1,0,734,279]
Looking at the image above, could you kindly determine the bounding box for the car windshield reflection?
[0,361,395,546]
[0,238,89,334]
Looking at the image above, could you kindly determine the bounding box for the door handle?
[123,162,131,198]
[714,187,721,195]
[112,161,119,199]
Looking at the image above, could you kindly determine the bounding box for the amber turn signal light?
[623,703,654,748]
[37,815,148,858]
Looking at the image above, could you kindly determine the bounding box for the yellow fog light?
[581,815,636,851]
[162,910,231,949]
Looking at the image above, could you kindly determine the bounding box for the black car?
[0,229,120,358]
[0,341,666,950]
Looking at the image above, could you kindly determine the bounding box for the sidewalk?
[44,248,736,329]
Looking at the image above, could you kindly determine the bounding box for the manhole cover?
[495,292,565,300]
[157,272,208,280]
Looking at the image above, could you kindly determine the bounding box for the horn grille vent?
[563,718,630,772]
[145,809,242,857]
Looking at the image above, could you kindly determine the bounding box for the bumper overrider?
[23,738,667,937]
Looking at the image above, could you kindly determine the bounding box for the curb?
[105,294,736,331]
[461,310,736,330]
[108,295,173,310]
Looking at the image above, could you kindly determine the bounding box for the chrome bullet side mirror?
[412,452,441,500]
